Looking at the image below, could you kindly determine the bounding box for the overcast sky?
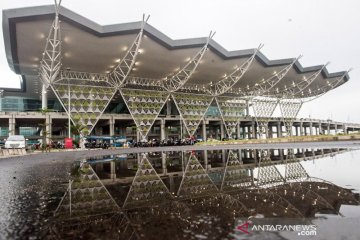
[1,0,359,123]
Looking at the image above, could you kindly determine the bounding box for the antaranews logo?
[234,218,317,236]
[235,220,253,235]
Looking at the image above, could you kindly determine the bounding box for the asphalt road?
[2,140,360,162]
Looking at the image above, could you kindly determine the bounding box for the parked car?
[4,135,26,149]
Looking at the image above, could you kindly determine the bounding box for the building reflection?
[49,148,359,239]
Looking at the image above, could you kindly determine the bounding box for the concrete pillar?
[45,115,52,144]
[222,149,226,165]
[169,175,175,193]
[160,119,165,141]
[137,153,141,165]
[220,123,225,140]
[109,117,115,136]
[253,150,258,164]
[277,122,281,138]
[251,121,256,139]
[300,122,304,136]
[110,161,116,180]
[238,149,242,162]
[202,120,207,141]
[8,114,15,136]
[247,126,251,139]
[245,100,250,116]
[236,122,241,139]
[250,169,255,186]
[319,122,323,135]
[309,122,313,136]
[343,124,347,134]
[166,100,171,115]
[42,84,48,110]
[334,124,338,135]
[327,124,330,135]
[203,150,209,170]
[161,152,167,174]
[295,126,299,136]
[279,149,284,161]
[136,129,141,142]
[265,124,270,139]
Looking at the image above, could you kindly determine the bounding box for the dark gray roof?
[2,4,350,92]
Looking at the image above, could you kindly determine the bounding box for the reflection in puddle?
[49,148,359,239]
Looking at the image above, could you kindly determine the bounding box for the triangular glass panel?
[120,89,169,140]
[54,161,119,219]
[172,93,213,137]
[177,153,218,198]
[52,83,116,135]
[284,149,308,181]
[215,96,246,138]
[221,150,252,191]
[257,150,284,187]
[252,98,278,118]
[279,100,303,136]
[123,153,172,209]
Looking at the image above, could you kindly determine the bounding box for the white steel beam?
[301,69,351,102]
[210,44,263,96]
[277,62,329,136]
[163,32,215,92]
[56,70,108,82]
[39,0,62,88]
[243,55,302,98]
[280,62,329,98]
[109,15,149,88]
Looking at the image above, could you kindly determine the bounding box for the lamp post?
[67,68,71,139]
[68,82,71,138]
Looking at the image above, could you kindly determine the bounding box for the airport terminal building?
[1,3,359,143]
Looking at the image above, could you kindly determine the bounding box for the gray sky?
[1,0,359,123]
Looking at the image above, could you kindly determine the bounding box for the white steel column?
[202,120,207,142]
[220,123,225,140]
[110,161,116,180]
[8,114,15,136]
[166,100,171,115]
[236,122,241,139]
[160,119,165,141]
[162,152,167,175]
[245,101,250,116]
[45,115,52,144]
[277,122,282,138]
[109,117,115,136]
[42,84,48,110]
[39,1,62,88]
[251,121,256,139]
[300,121,304,136]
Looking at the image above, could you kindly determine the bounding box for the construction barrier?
[0,148,27,157]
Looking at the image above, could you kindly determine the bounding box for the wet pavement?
[0,145,359,239]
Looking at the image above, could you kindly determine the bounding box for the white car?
[4,135,26,149]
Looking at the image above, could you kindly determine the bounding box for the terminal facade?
[1,3,359,143]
